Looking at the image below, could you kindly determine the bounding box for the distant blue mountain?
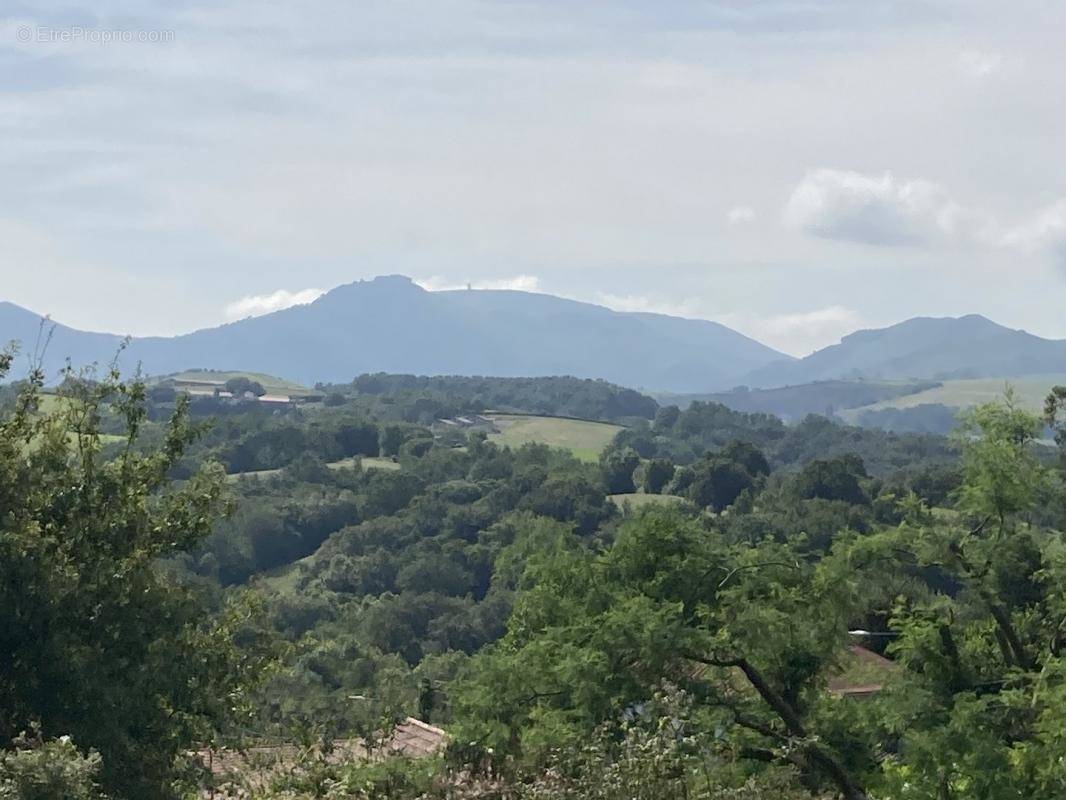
[745,314,1066,387]
[0,276,787,393]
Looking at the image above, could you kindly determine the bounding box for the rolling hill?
[656,379,941,421]
[0,276,787,393]
[745,315,1066,387]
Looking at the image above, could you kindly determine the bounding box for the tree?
[1045,384,1066,449]
[224,376,266,397]
[453,507,870,798]
[686,454,756,511]
[791,455,867,505]
[0,730,107,800]
[600,447,641,494]
[0,354,270,799]
[642,458,675,495]
[819,395,1065,796]
[720,440,770,478]
[336,420,380,457]
[380,424,407,457]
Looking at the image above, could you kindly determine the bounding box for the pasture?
[327,456,401,471]
[609,493,688,511]
[486,414,622,462]
[839,373,1066,422]
[227,455,400,481]
[150,369,316,397]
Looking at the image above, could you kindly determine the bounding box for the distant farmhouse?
[154,376,322,406]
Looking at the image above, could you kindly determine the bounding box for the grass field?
[839,374,1066,422]
[150,369,315,397]
[609,493,688,511]
[225,468,283,482]
[29,393,126,445]
[487,414,622,462]
[227,455,401,481]
[327,456,401,471]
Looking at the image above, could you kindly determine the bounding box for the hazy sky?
[3,1,1065,356]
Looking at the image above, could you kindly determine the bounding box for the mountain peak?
[747,313,1066,386]
[322,274,421,298]
[2,276,785,391]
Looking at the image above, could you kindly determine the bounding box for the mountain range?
[0,276,783,393]
[747,314,1066,387]
[3,276,1065,392]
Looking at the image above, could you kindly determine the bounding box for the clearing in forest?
[487,414,622,462]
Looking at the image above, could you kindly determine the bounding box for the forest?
[3,358,1066,800]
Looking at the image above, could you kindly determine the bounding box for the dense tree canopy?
[4,357,1065,799]
[0,354,271,799]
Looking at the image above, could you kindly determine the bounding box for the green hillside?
[151,369,315,397]
[487,414,622,462]
[839,374,1066,423]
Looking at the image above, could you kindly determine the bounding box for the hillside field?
[609,493,688,511]
[150,369,316,397]
[838,374,1066,423]
[487,414,622,462]
[226,455,400,481]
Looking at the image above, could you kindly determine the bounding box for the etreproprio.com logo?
[16,25,175,44]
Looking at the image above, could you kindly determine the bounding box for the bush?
[0,732,107,800]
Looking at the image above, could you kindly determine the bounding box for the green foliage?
[11,348,1066,800]
[630,400,955,475]
[225,376,266,397]
[791,454,868,505]
[346,374,659,422]
[641,458,674,494]
[0,356,272,799]
[953,390,1046,526]
[599,446,640,494]
[0,731,107,800]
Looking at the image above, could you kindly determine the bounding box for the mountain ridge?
[745,313,1066,387]
[0,276,787,393]
[5,278,1066,392]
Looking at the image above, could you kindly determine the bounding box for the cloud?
[719,306,864,356]
[785,168,1066,271]
[783,169,986,246]
[1000,200,1066,268]
[727,205,756,226]
[595,292,704,319]
[598,290,863,355]
[958,50,1002,78]
[224,287,324,320]
[415,275,541,292]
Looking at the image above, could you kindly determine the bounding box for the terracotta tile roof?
[387,717,448,757]
[198,717,447,790]
[827,645,897,698]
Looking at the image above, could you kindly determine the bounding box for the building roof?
[827,645,897,698]
[387,717,448,757]
[198,717,446,784]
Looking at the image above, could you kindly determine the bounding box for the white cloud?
[595,292,704,319]
[595,292,861,356]
[719,306,865,357]
[783,169,987,246]
[785,168,1066,271]
[727,205,757,226]
[1000,200,1066,268]
[415,275,541,293]
[224,288,324,320]
[958,50,1003,78]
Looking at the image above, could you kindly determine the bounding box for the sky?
[2,1,1065,357]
